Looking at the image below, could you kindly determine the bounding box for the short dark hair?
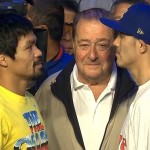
[58,0,79,13]
[0,13,33,59]
[28,1,64,41]
[72,8,114,39]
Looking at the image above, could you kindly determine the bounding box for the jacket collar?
[51,59,137,149]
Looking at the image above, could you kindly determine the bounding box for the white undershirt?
[119,80,150,150]
[70,63,117,150]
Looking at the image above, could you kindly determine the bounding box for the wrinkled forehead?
[77,19,114,33]
[18,31,36,45]
[75,19,115,40]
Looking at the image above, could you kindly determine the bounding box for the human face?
[7,31,43,80]
[113,33,137,69]
[112,3,131,20]
[61,7,76,55]
[73,19,116,84]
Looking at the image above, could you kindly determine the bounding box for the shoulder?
[134,88,150,109]
[129,87,150,121]
[34,73,58,108]
[36,70,61,95]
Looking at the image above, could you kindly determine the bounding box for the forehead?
[17,31,36,47]
[64,7,76,23]
[112,3,131,20]
[121,33,137,42]
[76,19,114,39]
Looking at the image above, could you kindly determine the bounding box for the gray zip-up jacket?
[35,60,137,150]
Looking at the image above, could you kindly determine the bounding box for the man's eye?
[79,44,89,50]
[96,43,108,47]
[26,46,32,50]
[97,44,107,47]
[96,43,109,51]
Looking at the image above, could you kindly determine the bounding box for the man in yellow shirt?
[0,13,48,149]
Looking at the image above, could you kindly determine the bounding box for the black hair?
[58,0,79,12]
[72,8,114,39]
[0,13,33,59]
[28,1,64,41]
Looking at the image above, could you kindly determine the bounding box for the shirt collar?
[71,62,117,92]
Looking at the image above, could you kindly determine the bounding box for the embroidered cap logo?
[137,28,144,35]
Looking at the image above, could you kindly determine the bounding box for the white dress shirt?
[70,63,117,150]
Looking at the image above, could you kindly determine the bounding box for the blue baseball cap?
[100,3,150,44]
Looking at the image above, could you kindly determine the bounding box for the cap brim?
[100,18,131,35]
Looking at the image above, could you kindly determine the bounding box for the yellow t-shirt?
[0,86,48,150]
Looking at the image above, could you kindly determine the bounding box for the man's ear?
[139,40,147,54]
[0,54,8,67]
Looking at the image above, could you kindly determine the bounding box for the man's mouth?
[34,61,44,68]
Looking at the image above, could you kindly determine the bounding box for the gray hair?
[72,8,113,39]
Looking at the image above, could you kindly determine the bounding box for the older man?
[36,8,137,150]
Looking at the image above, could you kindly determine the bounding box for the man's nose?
[63,31,72,41]
[88,45,98,60]
[34,46,42,57]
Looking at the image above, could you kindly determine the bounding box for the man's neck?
[130,64,150,85]
[46,40,60,62]
[0,73,28,96]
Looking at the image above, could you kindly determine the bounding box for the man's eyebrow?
[78,39,90,42]
[78,38,111,42]
[118,32,131,36]
[26,40,33,45]
[25,39,36,47]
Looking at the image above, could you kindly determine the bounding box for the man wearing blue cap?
[100,3,150,150]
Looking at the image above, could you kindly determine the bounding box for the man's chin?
[34,71,43,79]
[116,60,126,69]
[29,69,44,81]
[65,48,74,55]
